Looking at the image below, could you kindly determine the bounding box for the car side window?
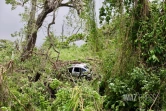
[74,67,80,72]
[68,68,73,73]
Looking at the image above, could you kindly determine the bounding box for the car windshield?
[82,68,86,72]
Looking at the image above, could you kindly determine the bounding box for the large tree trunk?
[26,0,37,40]
[21,0,63,61]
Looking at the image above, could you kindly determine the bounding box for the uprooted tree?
[6,0,84,61]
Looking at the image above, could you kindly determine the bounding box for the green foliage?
[5,0,29,10]
[51,85,103,111]
[0,40,15,63]
[50,44,92,61]
[3,0,166,110]
[0,40,103,111]
[2,0,104,110]
[99,0,133,23]
[49,78,62,90]
[99,1,166,111]
[135,5,166,67]
[42,33,86,49]
[82,0,102,52]
[104,67,166,111]
[66,33,85,43]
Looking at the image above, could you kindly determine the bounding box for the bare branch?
[61,21,65,42]
[59,0,76,8]
[47,10,60,62]
[60,3,74,8]
[47,10,56,36]
[149,90,160,110]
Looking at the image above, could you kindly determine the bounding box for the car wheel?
[85,76,92,80]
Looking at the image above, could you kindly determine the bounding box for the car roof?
[70,63,88,69]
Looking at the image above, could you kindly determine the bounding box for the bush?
[51,85,103,111]
[103,67,166,111]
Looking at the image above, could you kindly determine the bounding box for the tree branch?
[59,0,74,8]
[60,3,74,8]
[149,90,160,110]
[47,10,60,62]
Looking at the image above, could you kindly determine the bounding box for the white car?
[68,63,92,80]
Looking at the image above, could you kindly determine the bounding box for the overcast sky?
[0,0,103,46]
